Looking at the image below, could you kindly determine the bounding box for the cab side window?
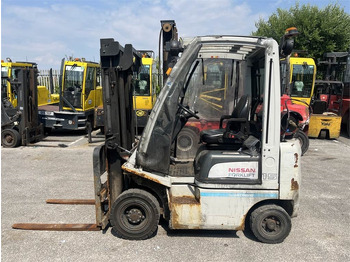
[85,67,95,98]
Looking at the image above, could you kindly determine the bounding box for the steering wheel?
[178,103,200,119]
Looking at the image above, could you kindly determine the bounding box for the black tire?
[110,189,160,240]
[347,120,350,138]
[99,126,105,135]
[319,130,327,139]
[44,127,53,135]
[294,130,309,156]
[176,128,199,159]
[1,129,21,148]
[250,204,291,244]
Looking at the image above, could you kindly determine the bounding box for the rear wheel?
[319,130,327,139]
[294,130,309,155]
[250,204,291,244]
[1,129,21,148]
[110,189,160,240]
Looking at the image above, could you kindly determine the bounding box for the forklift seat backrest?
[200,95,251,145]
[231,94,250,119]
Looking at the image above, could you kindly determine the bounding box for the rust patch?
[235,214,246,231]
[99,187,107,200]
[171,196,200,205]
[170,208,181,229]
[294,153,299,168]
[291,178,299,191]
[122,166,162,185]
[170,207,201,230]
[169,194,202,229]
[170,208,200,230]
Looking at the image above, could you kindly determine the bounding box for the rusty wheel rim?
[118,201,152,232]
[261,215,281,235]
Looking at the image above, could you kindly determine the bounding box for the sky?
[1,0,349,70]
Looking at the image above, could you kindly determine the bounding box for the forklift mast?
[318,52,348,81]
[159,20,182,86]
[94,39,142,224]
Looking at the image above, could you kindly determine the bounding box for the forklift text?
[208,162,259,179]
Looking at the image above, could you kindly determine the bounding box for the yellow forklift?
[279,56,316,153]
[308,80,343,139]
[38,58,103,133]
[1,59,59,107]
[1,59,32,108]
[308,52,347,139]
[133,51,157,128]
[286,57,317,106]
[1,64,44,147]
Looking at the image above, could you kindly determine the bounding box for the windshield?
[291,64,314,98]
[63,65,84,108]
[134,64,150,96]
[183,58,235,119]
[1,66,23,99]
[1,66,8,99]
[1,66,8,78]
[85,67,95,98]
[64,65,84,91]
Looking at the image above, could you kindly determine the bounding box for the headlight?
[44,111,54,116]
[136,110,146,117]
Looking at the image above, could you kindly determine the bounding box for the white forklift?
[94,35,301,244]
[13,35,301,244]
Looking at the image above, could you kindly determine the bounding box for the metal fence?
[37,69,60,93]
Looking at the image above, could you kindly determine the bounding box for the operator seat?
[200,94,251,145]
[312,100,327,114]
[64,86,82,108]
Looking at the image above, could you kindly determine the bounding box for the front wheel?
[110,189,160,240]
[1,129,21,148]
[294,130,309,156]
[250,204,291,244]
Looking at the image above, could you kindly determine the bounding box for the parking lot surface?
[1,132,350,262]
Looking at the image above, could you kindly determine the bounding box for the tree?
[252,3,350,62]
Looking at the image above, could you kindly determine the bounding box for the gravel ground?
[1,132,349,262]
